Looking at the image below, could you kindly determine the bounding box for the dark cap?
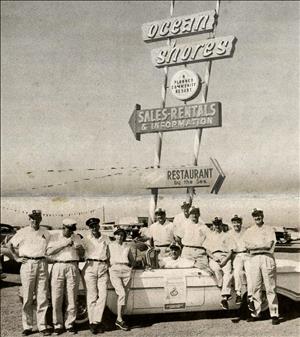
[181,201,191,209]
[251,208,263,217]
[189,206,200,216]
[113,227,127,239]
[155,207,166,215]
[86,217,100,228]
[212,217,223,225]
[169,242,181,251]
[231,214,242,223]
[62,218,77,231]
[29,210,42,220]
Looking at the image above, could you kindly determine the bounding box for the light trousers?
[249,254,279,317]
[51,262,80,329]
[181,247,212,274]
[233,253,252,296]
[209,252,233,296]
[83,261,108,324]
[109,264,131,306]
[20,259,49,331]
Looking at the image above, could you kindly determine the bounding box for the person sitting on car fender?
[108,228,135,331]
[139,208,175,259]
[82,217,110,334]
[46,218,83,335]
[178,207,213,275]
[205,217,235,310]
[8,210,51,337]
[230,214,252,306]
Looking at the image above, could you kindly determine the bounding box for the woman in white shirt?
[108,228,135,331]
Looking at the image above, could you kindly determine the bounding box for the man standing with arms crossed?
[244,208,280,325]
[8,210,51,336]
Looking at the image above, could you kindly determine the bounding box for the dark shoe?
[115,320,129,331]
[220,298,229,310]
[248,300,255,312]
[53,329,64,336]
[271,316,280,325]
[247,314,262,322]
[97,323,105,334]
[235,295,242,305]
[22,330,33,336]
[40,330,51,336]
[66,326,77,334]
[90,324,97,335]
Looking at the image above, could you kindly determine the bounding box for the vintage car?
[106,245,300,316]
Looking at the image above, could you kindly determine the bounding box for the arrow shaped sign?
[129,102,222,141]
[142,158,225,194]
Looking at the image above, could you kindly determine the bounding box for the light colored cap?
[62,218,77,227]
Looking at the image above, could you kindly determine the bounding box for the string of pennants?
[25,165,157,175]
[1,206,102,217]
[25,165,192,191]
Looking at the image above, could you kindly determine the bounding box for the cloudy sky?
[1,1,299,196]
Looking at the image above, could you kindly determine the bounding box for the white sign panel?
[170,69,201,101]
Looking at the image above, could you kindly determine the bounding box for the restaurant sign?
[142,10,216,43]
[151,35,237,68]
[170,69,201,101]
[143,158,225,193]
[129,102,222,140]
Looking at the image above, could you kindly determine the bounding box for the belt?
[183,245,206,250]
[21,256,45,260]
[250,252,272,256]
[86,259,107,262]
[54,260,79,263]
[155,244,170,247]
[235,250,247,254]
[212,250,226,254]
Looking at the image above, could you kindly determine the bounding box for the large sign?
[170,69,201,101]
[142,10,216,43]
[143,158,225,193]
[151,35,237,68]
[129,102,222,140]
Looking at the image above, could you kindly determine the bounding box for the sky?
[1,1,299,197]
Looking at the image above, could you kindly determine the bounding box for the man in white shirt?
[159,242,195,269]
[231,215,252,305]
[173,201,191,240]
[244,209,279,325]
[141,208,175,258]
[82,217,109,334]
[205,217,235,310]
[46,218,83,335]
[178,207,212,274]
[8,210,51,336]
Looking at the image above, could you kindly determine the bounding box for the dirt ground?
[1,272,299,337]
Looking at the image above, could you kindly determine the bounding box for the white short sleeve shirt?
[10,226,50,257]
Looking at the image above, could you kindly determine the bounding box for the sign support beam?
[187,0,221,205]
[149,0,175,225]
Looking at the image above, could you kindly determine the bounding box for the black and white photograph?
[1,1,299,337]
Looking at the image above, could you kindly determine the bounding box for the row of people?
[8,211,133,336]
[9,204,279,336]
[139,204,279,325]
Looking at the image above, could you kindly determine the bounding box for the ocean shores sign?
[151,35,237,68]
[143,158,225,193]
[129,102,221,140]
[142,10,216,42]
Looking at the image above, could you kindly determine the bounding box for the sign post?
[131,0,235,222]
